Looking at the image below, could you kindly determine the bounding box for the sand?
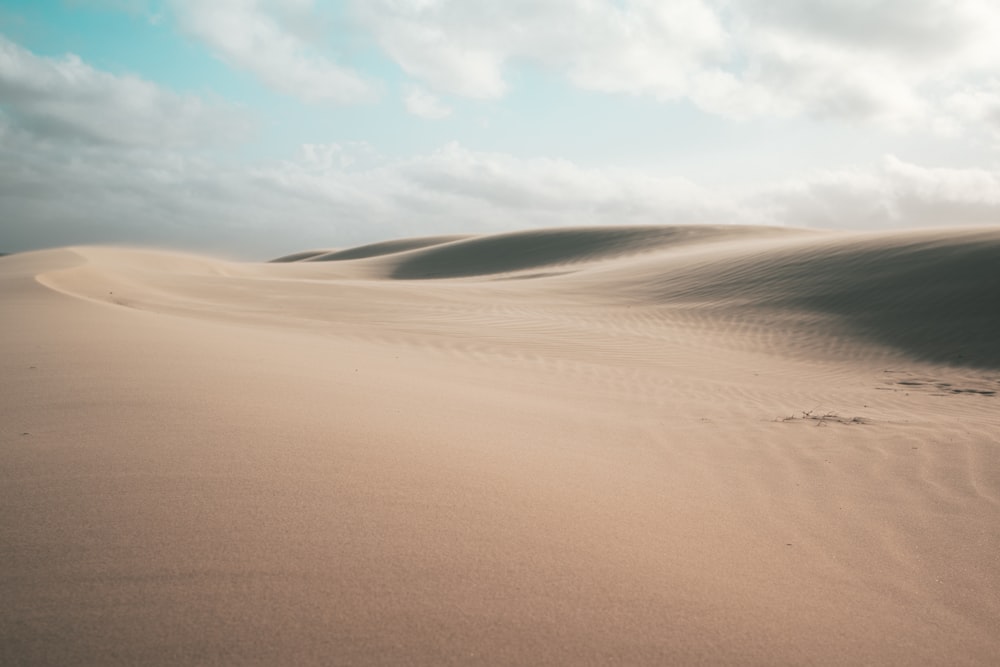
[2,225,999,665]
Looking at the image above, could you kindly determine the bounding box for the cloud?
[0,126,754,257]
[944,80,1000,140]
[734,0,985,59]
[0,127,306,257]
[200,141,748,254]
[755,155,1000,229]
[6,110,1000,259]
[719,0,1000,128]
[0,34,248,147]
[403,84,452,119]
[386,142,722,222]
[4,36,1000,257]
[355,0,726,100]
[352,0,1000,132]
[60,1,1000,133]
[171,0,376,105]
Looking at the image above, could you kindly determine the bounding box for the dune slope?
[573,228,1000,368]
[380,224,796,279]
[2,225,999,665]
[302,234,471,262]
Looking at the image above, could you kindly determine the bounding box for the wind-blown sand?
[2,225,999,665]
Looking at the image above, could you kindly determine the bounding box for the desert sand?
[2,224,999,665]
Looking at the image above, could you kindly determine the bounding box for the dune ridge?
[380,224,799,279]
[3,224,1000,665]
[47,225,1000,369]
[302,234,473,262]
[269,249,337,263]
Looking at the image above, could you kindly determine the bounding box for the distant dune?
[3,225,999,665]
[303,234,473,262]
[268,248,337,262]
[272,224,1000,367]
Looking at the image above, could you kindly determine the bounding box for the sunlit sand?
[3,225,999,664]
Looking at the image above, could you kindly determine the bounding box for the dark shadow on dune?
[649,232,1000,369]
[389,226,778,280]
[269,250,333,263]
[307,235,471,262]
[790,242,1000,368]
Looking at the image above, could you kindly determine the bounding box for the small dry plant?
[779,408,869,426]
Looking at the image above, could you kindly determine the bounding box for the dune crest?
[269,249,337,262]
[379,224,798,279]
[300,234,472,262]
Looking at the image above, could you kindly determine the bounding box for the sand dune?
[357,225,798,279]
[3,225,999,665]
[301,234,472,263]
[268,249,338,263]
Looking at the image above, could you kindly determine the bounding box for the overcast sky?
[3,0,1000,258]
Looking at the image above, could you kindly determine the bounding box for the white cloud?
[0,127,756,257]
[171,0,376,105]
[0,34,247,146]
[742,32,907,118]
[944,81,1000,140]
[245,140,748,243]
[351,0,1000,132]
[352,4,508,99]
[403,84,451,119]
[701,0,1000,131]
[389,142,718,219]
[58,0,1000,134]
[6,109,1000,258]
[354,0,727,100]
[755,156,1000,229]
[753,168,894,229]
[558,0,729,99]
[4,35,1000,256]
[734,0,985,60]
[883,155,1000,223]
[719,0,1000,129]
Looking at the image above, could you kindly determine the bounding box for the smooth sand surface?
[2,225,999,665]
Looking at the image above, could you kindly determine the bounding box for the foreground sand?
[2,225,999,665]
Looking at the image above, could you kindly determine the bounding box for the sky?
[2,0,1000,259]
